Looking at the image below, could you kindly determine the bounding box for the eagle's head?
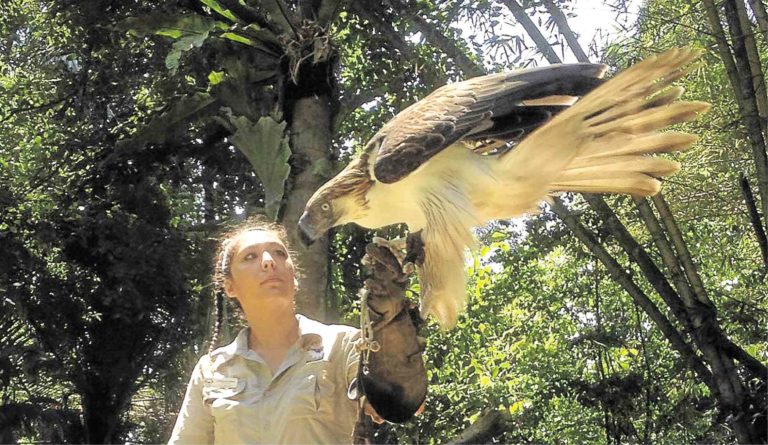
[298,155,374,246]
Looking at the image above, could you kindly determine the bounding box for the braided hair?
[209,217,298,354]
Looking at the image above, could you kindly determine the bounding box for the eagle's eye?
[321,203,330,212]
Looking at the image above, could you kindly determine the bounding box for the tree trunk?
[81,386,121,443]
[284,96,334,321]
[704,0,768,236]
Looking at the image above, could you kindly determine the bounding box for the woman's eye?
[244,253,256,261]
[321,203,330,211]
[274,249,288,257]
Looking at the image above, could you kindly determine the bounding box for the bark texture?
[284,97,334,319]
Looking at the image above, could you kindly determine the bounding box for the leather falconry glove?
[357,241,427,423]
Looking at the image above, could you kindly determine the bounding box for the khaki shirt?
[168,315,361,444]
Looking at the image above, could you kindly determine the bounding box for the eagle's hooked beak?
[297,212,317,247]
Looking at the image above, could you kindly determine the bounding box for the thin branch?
[388,0,485,77]
[347,1,418,60]
[739,173,768,269]
[334,84,389,130]
[0,92,76,123]
[584,196,698,321]
[270,0,300,37]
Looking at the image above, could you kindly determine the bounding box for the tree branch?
[0,92,76,123]
[387,0,485,77]
[334,84,389,130]
[731,0,768,133]
[722,337,768,380]
[631,196,706,314]
[550,198,715,391]
[739,174,768,269]
[705,0,768,235]
[650,193,715,309]
[541,0,589,62]
[347,1,417,60]
[499,0,562,64]
[747,0,768,42]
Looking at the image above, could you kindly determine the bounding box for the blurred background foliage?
[0,0,766,443]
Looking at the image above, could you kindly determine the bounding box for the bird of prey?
[298,48,709,328]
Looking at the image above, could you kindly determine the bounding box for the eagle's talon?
[404,230,426,267]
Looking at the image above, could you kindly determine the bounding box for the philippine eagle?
[298,48,709,328]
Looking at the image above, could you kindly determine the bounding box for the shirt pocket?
[290,363,335,418]
[202,378,247,422]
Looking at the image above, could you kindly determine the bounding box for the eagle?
[298,48,709,328]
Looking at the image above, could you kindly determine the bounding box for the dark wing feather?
[372,64,607,184]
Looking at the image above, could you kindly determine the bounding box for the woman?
[168,218,423,444]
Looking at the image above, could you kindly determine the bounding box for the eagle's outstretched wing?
[495,48,709,199]
[371,64,607,183]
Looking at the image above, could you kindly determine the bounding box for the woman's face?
[224,230,296,305]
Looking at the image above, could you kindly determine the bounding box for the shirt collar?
[210,314,328,364]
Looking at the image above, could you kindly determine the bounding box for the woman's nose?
[261,251,276,270]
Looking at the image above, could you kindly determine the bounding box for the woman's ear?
[223,277,236,299]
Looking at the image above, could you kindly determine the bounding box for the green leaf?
[165,22,215,69]
[119,14,217,70]
[229,115,291,220]
[208,71,225,85]
[200,0,240,22]
[220,32,255,46]
[119,14,216,39]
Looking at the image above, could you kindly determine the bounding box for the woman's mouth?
[261,277,283,285]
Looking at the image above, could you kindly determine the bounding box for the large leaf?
[165,22,216,70]
[199,0,240,23]
[229,115,291,220]
[118,14,217,69]
[118,13,217,39]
